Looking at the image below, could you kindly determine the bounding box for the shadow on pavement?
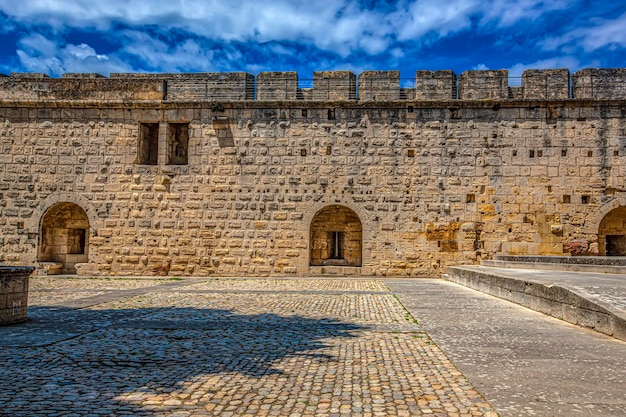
[1,306,365,416]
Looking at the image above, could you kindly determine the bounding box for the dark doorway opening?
[606,235,626,256]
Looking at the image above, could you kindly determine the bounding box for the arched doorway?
[38,202,90,274]
[598,206,626,255]
[310,205,362,266]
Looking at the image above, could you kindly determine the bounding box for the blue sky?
[0,0,625,81]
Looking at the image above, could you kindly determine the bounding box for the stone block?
[522,69,570,100]
[414,70,457,100]
[312,71,356,101]
[358,71,400,101]
[573,68,626,99]
[458,70,508,100]
[257,72,298,100]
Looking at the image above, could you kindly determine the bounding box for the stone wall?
[0,68,626,277]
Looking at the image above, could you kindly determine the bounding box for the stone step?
[308,266,362,276]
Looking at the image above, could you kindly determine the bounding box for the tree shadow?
[0,305,366,416]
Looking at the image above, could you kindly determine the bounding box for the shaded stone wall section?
[38,202,90,274]
[598,206,626,255]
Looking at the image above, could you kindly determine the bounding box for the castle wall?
[1,68,625,276]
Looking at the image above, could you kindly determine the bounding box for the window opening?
[168,123,189,165]
[138,123,159,165]
[328,231,345,259]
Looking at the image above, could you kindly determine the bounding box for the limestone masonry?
[1,68,626,277]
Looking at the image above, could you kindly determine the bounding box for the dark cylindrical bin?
[0,266,35,325]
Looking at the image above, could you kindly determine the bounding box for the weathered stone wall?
[0,68,625,277]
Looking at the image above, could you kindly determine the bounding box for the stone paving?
[0,277,496,417]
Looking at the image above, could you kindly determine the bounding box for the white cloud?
[15,33,133,75]
[480,0,572,27]
[394,0,478,41]
[0,0,571,60]
[1,0,622,76]
[542,12,626,54]
[507,57,581,77]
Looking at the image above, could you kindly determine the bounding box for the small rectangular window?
[562,149,567,156]
[328,231,344,259]
[587,150,593,157]
[563,195,571,203]
[529,150,535,158]
[328,109,335,120]
[466,194,475,203]
[326,146,332,155]
[582,195,590,204]
[167,123,189,165]
[537,150,543,157]
[138,123,159,165]
[407,149,415,157]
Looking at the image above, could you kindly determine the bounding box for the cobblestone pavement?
[0,277,497,417]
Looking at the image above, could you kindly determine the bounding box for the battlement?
[0,68,625,101]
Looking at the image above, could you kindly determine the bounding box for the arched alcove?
[310,205,362,267]
[38,202,90,274]
[598,206,626,255]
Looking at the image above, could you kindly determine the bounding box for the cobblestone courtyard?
[0,277,496,416]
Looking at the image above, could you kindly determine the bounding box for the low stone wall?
[0,266,34,325]
[446,266,626,341]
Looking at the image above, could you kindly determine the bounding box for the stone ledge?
[446,266,626,342]
[483,260,626,274]
[488,255,626,273]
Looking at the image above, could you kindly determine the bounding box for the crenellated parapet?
[1,68,625,101]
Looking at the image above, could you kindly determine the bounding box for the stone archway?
[38,202,90,274]
[598,206,626,255]
[310,205,362,267]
